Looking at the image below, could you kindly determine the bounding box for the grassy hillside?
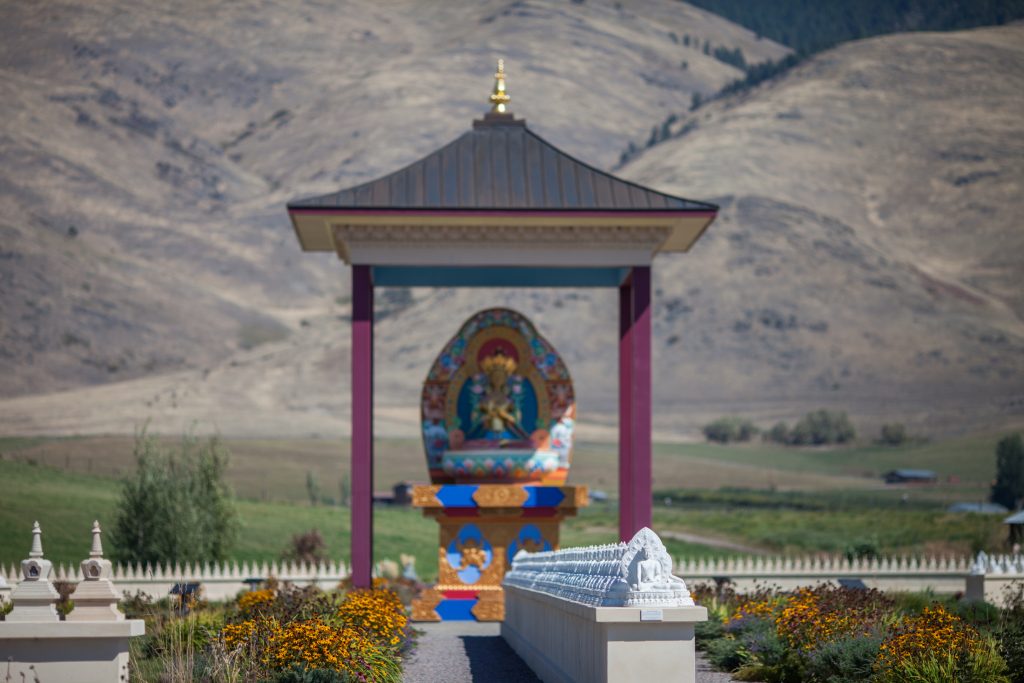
[0,9,1021,441]
[1,432,1012,577]
[0,456,751,580]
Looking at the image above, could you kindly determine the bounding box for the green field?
[0,431,1015,580]
[1,430,1006,500]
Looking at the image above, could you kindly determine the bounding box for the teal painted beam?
[370,266,629,288]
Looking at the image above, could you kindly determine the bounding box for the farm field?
[0,432,1011,580]
[0,430,1003,501]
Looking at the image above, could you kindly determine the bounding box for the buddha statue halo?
[421,308,575,485]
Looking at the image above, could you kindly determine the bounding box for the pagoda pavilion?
[287,61,717,589]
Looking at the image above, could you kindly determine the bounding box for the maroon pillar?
[619,266,653,540]
[351,265,374,588]
[618,274,634,541]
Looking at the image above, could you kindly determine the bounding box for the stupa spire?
[489,59,511,113]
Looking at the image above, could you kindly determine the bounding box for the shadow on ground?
[462,634,541,682]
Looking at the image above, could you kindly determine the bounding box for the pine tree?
[991,434,1024,511]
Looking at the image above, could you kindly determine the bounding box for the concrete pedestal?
[411,484,587,621]
[502,585,706,683]
[0,620,145,683]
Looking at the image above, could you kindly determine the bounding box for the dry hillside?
[0,2,1021,439]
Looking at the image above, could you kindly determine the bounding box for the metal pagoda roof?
[287,63,717,288]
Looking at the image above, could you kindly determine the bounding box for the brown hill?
[0,0,783,400]
[1,3,1022,439]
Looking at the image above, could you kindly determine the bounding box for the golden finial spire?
[489,59,511,113]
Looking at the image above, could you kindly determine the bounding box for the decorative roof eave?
[287,62,718,266]
[288,208,716,265]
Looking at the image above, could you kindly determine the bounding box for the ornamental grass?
[874,604,1009,683]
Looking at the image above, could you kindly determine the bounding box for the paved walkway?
[403,621,736,682]
[403,621,539,683]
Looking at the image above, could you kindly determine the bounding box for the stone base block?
[0,620,145,683]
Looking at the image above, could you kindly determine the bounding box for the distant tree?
[878,423,908,446]
[712,45,747,70]
[991,434,1024,511]
[767,421,790,444]
[112,429,238,566]
[683,0,1024,56]
[690,92,703,111]
[788,410,855,446]
[703,416,759,444]
[306,470,319,507]
[339,473,350,508]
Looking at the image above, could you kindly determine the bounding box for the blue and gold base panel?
[410,484,587,622]
[435,598,477,621]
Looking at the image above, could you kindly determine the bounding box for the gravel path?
[403,621,540,683]
[403,621,737,682]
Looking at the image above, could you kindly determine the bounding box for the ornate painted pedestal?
[412,308,589,621]
[411,483,587,621]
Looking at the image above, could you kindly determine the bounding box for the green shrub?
[952,599,1002,631]
[875,639,1009,683]
[111,429,238,565]
[707,636,747,671]
[704,417,760,444]
[879,423,909,446]
[997,581,1024,683]
[843,540,880,561]
[766,422,790,444]
[788,410,855,446]
[271,666,353,683]
[695,618,726,647]
[154,610,224,657]
[805,635,883,683]
[997,621,1024,683]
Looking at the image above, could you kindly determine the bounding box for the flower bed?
[693,581,1024,683]
[126,577,416,682]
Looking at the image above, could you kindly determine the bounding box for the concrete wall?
[503,584,706,683]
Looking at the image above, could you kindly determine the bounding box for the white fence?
[2,554,1021,606]
[2,559,349,603]
[675,554,975,595]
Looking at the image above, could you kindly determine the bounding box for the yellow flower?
[338,589,408,647]
[237,588,275,615]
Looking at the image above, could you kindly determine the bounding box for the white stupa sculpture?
[6,521,60,622]
[68,520,124,621]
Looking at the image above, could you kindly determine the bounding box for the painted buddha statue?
[421,308,576,485]
[466,349,530,444]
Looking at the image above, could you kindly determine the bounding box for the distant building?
[883,469,937,485]
[372,481,418,506]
